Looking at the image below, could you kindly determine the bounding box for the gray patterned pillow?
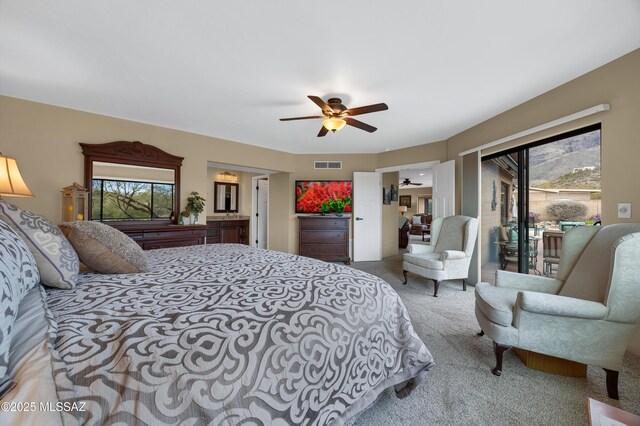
[0,201,78,289]
[59,221,149,274]
[0,220,40,379]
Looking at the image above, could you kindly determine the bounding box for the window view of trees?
[92,179,173,221]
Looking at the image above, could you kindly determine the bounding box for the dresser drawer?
[144,229,205,239]
[299,218,349,230]
[300,244,348,256]
[300,230,347,243]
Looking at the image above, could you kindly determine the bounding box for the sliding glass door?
[480,124,601,283]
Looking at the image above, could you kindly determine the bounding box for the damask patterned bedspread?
[45,244,434,425]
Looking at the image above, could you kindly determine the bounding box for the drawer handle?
[355,217,364,221]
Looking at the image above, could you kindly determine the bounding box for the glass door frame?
[481,123,601,275]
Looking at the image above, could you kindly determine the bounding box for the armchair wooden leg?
[433,280,441,297]
[604,368,619,400]
[462,278,467,291]
[477,330,484,336]
[491,341,511,376]
[402,270,408,285]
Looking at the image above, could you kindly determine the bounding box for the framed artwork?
[399,195,411,208]
[383,186,391,205]
[390,184,398,202]
[617,202,632,219]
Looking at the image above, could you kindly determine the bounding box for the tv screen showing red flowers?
[295,181,352,214]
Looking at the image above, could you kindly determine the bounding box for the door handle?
[355,217,364,221]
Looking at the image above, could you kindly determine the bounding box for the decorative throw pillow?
[0,201,78,289]
[0,220,40,379]
[412,215,422,225]
[59,221,149,274]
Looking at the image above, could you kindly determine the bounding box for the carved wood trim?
[80,141,183,167]
[81,141,183,224]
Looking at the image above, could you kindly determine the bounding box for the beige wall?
[93,163,175,183]
[382,172,399,258]
[0,96,294,229]
[448,48,640,355]
[2,49,639,353]
[398,186,433,217]
[448,49,640,227]
[377,140,448,168]
[205,168,258,217]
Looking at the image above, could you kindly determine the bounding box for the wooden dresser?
[206,218,249,245]
[298,216,350,264]
[112,223,207,250]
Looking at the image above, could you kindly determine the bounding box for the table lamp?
[0,154,33,198]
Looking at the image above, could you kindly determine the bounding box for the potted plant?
[185,191,206,224]
[179,209,191,225]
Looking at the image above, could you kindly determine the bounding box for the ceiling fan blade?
[317,126,329,137]
[410,183,423,186]
[280,115,324,121]
[308,95,333,115]
[344,103,388,117]
[344,117,377,133]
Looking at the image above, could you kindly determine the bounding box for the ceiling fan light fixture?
[322,118,346,133]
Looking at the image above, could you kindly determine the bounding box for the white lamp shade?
[0,156,33,197]
[398,206,408,213]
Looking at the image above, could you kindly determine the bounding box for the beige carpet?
[349,254,640,425]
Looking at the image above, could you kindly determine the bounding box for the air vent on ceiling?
[314,161,342,170]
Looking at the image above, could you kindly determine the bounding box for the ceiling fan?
[400,178,423,187]
[280,95,388,137]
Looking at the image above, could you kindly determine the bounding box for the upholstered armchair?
[399,216,410,249]
[475,224,640,399]
[402,215,479,297]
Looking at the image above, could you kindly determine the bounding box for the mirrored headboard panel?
[81,141,183,223]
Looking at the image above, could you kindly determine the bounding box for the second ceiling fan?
[280,96,388,137]
[400,178,423,186]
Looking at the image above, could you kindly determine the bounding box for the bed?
[6,243,434,425]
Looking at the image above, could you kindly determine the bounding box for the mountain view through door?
[481,125,601,283]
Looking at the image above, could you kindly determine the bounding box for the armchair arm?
[408,244,435,254]
[516,291,607,320]
[442,250,466,260]
[495,270,562,294]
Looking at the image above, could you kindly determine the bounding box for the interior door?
[432,160,455,219]
[257,178,269,249]
[353,172,382,262]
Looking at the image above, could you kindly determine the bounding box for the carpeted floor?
[349,254,640,426]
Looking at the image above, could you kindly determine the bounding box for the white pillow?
[0,220,40,379]
[0,201,78,289]
[412,216,422,225]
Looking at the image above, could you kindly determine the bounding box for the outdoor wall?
[480,162,502,267]
[447,48,640,355]
[529,189,600,223]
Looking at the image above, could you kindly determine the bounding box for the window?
[480,124,601,282]
[91,179,174,221]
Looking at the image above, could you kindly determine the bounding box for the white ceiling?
[1,1,639,154]
[399,169,433,187]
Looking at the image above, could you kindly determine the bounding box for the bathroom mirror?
[214,182,239,213]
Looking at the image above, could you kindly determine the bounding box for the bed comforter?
[45,244,434,425]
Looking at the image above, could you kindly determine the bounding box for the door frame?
[353,172,382,262]
[251,175,270,249]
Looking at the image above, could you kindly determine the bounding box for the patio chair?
[542,231,564,277]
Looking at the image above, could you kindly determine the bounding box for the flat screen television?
[295,180,352,214]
